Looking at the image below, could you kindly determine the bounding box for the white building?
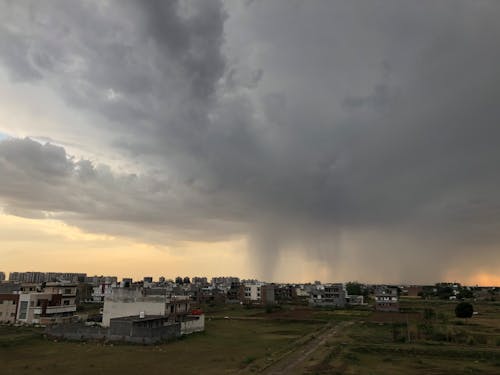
[16,286,77,325]
[243,282,263,302]
[92,282,116,302]
[102,288,191,327]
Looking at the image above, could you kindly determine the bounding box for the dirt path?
[260,321,351,375]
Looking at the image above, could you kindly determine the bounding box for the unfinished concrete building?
[374,286,399,312]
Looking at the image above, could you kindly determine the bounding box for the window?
[63,300,70,306]
[19,301,28,320]
[0,312,3,316]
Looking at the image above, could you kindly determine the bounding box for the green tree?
[455,302,473,318]
[423,308,436,320]
[346,282,364,296]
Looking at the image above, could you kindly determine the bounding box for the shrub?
[423,308,436,320]
[455,302,473,318]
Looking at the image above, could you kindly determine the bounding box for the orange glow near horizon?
[1,213,499,286]
[0,213,251,280]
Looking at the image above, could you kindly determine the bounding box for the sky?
[0,0,500,285]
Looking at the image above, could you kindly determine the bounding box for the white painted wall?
[102,300,167,327]
[181,314,205,335]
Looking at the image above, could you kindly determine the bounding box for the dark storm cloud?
[0,0,500,282]
[0,137,243,241]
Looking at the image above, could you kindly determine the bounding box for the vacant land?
[0,311,322,375]
[1,300,499,374]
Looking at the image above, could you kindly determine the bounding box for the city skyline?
[1,1,500,286]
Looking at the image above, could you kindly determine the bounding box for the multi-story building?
[374,286,399,312]
[243,282,262,302]
[226,281,242,303]
[85,275,118,285]
[45,273,86,283]
[120,278,133,288]
[0,294,19,323]
[16,283,77,325]
[9,272,45,283]
[274,284,298,303]
[0,282,20,294]
[92,282,116,302]
[0,272,5,281]
[192,277,208,286]
[211,277,240,289]
[8,272,86,283]
[310,283,347,308]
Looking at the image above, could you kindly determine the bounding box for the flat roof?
[110,315,167,323]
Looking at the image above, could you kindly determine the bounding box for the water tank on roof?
[139,311,145,318]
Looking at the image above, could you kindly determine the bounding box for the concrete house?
[0,294,19,323]
[102,288,191,327]
[374,286,399,312]
[310,283,347,308]
[16,283,77,325]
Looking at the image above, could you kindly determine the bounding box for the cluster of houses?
[0,281,78,325]
[2,270,497,343]
[0,272,370,331]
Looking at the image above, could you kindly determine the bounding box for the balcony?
[33,305,77,315]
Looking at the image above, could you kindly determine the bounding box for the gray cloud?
[0,0,500,282]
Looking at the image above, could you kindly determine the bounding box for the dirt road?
[261,321,350,375]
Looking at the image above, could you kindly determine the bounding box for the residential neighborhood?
[1,269,498,346]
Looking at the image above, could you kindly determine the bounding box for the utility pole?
[406,313,410,343]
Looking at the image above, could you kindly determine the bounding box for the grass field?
[294,298,500,375]
[0,314,322,375]
[1,300,499,374]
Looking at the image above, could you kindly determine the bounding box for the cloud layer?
[1,0,500,282]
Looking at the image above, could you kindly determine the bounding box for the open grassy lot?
[287,299,500,374]
[1,300,499,374]
[0,315,322,375]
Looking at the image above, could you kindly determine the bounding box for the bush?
[455,302,473,318]
[423,308,436,320]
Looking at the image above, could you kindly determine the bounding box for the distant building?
[347,295,365,305]
[76,283,93,304]
[211,276,240,288]
[0,282,20,294]
[85,275,118,286]
[226,281,242,303]
[261,284,275,305]
[8,272,86,283]
[9,272,45,283]
[309,283,347,308]
[120,278,133,288]
[92,282,116,302]
[274,284,298,304]
[0,272,5,281]
[102,288,191,327]
[406,285,423,298]
[243,282,263,303]
[192,277,208,285]
[374,286,399,312]
[16,283,78,325]
[0,294,19,323]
